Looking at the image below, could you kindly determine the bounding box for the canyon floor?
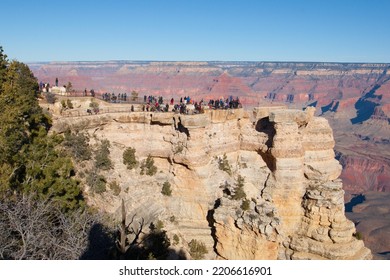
[344,191,390,260]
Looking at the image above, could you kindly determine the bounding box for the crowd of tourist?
[140,95,241,114]
[90,92,242,115]
[208,96,242,109]
[102,92,128,103]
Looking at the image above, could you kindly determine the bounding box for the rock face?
[50,101,371,259]
[30,61,390,194]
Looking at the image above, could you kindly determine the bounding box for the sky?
[1,0,389,63]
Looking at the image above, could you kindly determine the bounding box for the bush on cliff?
[232,175,246,200]
[218,153,232,176]
[94,139,112,170]
[86,169,107,194]
[161,181,172,196]
[63,131,92,161]
[241,199,250,211]
[140,155,157,176]
[89,100,99,113]
[188,239,208,260]
[45,92,57,104]
[123,147,138,170]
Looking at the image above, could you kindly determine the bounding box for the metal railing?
[60,107,138,118]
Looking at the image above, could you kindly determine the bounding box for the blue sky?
[1,0,389,62]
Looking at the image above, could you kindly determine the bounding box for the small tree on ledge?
[140,155,157,176]
[161,181,172,196]
[218,153,232,176]
[123,147,138,170]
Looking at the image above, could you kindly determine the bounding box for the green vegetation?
[61,99,73,110]
[0,47,119,259]
[218,153,232,176]
[66,99,73,109]
[236,174,245,188]
[45,92,57,104]
[1,47,181,260]
[354,231,363,240]
[63,131,92,161]
[241,199,250,211]
[89,100,99,113]
[232,175,246,200]
[81,139,112,194]
[61,99,67,109]
[94,139,112,170]
[0,47,82,211]
[86,170,107,194]
[161,181,172,196]
[140,219,170,259]
[140,155,157,176]
[0,61,49,164]
[109,181,121,196]
[188,239,208,260]
[172,234,180,245]
[0,46,7,88]
[156,220,164,231]
[123,147,138,169]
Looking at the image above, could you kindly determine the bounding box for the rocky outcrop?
[32,61,390,193]
[50,102,372,259]
[288,180,371,259]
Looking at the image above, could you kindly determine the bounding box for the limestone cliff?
[31,61,390,194]
[51,101,372,259]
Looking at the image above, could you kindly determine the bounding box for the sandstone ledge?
[47,101,372,260]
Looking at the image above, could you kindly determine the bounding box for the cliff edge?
[50,101,372,259]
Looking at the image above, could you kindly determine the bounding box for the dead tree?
[116,199,144,257]
[0,194,105,260]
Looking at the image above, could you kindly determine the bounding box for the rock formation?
[30,61,390,193]
[50,98,372,259]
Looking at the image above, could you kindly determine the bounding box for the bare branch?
[0,193,107,260]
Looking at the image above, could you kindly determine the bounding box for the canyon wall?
[30,61,390,193]
[50,100,372,259]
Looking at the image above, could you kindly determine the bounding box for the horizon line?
[26,59,390,66]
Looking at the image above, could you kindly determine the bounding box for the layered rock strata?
[51,103,371,259]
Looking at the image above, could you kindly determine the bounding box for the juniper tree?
[123,147,138,170]
[94,139,112,170]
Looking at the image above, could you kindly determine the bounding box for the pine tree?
[0,46,8,94]
[94,139,112,170]
[0,48,83,210]
[0,60,50,164]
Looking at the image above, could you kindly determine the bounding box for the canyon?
[32,61,389,259]
[29,61,390,194]
[43,97,373,259]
